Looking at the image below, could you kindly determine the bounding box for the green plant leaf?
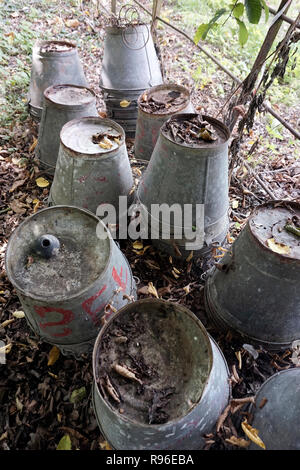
[236,18,249,46]
[233,3,244,19]
[260,0,269,22]
[194,24,210,43]
[245,0,262,24]
[70,386,86,404]
[194,8,227,43]
[56,434,72,450]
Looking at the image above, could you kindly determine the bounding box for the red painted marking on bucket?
[82,285,107,326]
[112,266,128,291]
[34,306,75,338]
[78,175,88,183]
[94,176,107,182]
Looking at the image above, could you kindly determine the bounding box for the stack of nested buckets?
[5,13,300,451]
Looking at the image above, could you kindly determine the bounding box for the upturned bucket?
[5,206,136,356]
[92,298,230,450]
[248,368,300,450]
[28,40,88,120]
[36,84,98,171]
[134,84,194,161]
[100,24,163,136]
[137,114,230,258]
[49,117,133,215]
[205,201,300,350]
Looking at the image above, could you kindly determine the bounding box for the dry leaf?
[113,364,142,384]
[29,137,37,153]
[0,318,14,328]
[0,432,8,442]
[186,251,193,262]
[103,376,120,403]
[183,284,190,294]
[100,440,112,450]
[99,138,113,149]
[225,436,250,448]
[47,346,60,366]
[13,310,25,319]
[241,419,266,450]
[267,237,290,255]
[120,100,131,108]
[0,343,12,355]
[232,200,239,209]
[65,19,80,28]
[10,199,26,214]
[148,282,159,298]
[132,240,143,250]
[16,396,23,412]
[36,177,49,188]
[9,179,26,193]
[172,269,180,279]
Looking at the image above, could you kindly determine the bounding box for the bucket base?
[28,101,42,121]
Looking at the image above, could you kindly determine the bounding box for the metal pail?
[134,84,194,161]
[49,117,133,215]
[136,114,230,257]
[28,40,88,120]
[36,84,98,171]
[92,298,230,450]
[249,368,300,450]
[205,201,300,350]
[5,206,136,356]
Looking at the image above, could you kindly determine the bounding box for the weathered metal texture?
[134,84,194,161]
[92,298,230,450]
[28,40,88,120]
[205,201,300,350]
[100,24,163,136]
[136,114,230,258]
[5,206,136,357]
[36,84,98,171]
[49,117,133,215]
[249,369,300,450]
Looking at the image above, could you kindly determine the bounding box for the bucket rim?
[105,23,150,34]
[59,116,126,158]
[137,83,191,117]
[161,113,230,149]
[33,39,77,56]
[5,205,117,303]
[92,297,215,429]
[43,84,96,108]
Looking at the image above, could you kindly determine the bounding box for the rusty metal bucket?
[134,84,194,161]
[92,298,230,450]
[49,117,134,214]
[100,24,163,136]
[5,206,136,357]
[205,201,300,350]
[136,114,230,258]
[28,40,88,120]
[36,84,98,171]
[248,368,300,450]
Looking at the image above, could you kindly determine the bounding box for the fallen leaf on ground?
[267,238,290,255]
[0,319,14,328]
[241,419,266,450]
[9,179,26,192]
[65,19,80,28]
[100,440,112,450]
[36,177,49,188]
[225,435,250,448]
[13,310,25,319]
[148,282,159,298]
[70,387,86,404]
[47,346,60,366]
[120,100,130,108]
[56,434,72,450]
[29,137,37,153]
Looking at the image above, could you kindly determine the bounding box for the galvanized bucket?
[36,84,98,171]
[28,40,88,120]
[136,114,230,258]
[5,206,136,357]
[205,201,300,350]
[134,84,194,161]
[248,368,300,450]
[100,24,163,136]
[49,117,134,215]
[92,298,230,450]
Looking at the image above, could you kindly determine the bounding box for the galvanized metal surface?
[36,85,98,171]
[134,84,194,161]
[136,113,230,258]
[249,368,300,450]
[205,201,300,350]
[100,24,163,136]
[92,298,230,450]
[49,117,133,215]
[5,206,136,356]
[28,40,88,120]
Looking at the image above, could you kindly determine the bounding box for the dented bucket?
[36,84,98,171]
[92,298,230,450]
[137,114,230,258]
[49,117,133,215]
[205,201,300,350]
[28,40,88,120]
[134,84,194,161]
[5,206,136,356]
[249,368,300,450]
[100,24,163,136]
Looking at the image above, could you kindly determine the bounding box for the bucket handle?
[121,24,150,50]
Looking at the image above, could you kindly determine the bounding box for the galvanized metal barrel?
[205,201,300,350]
[5,206,136,357]
[28,40,88,120]
[100,24,163,136]
[92,298,230,450]
[134,84,194,161]
[248,368,300,450]
[36,84,98,171]
[49,117,134,215]
[136,113,230,258]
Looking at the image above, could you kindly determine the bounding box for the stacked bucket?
[5,15,300,451]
